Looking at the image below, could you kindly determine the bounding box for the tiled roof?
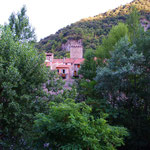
[74,58,84,64]
[64,58,75,63]
[45,58,84,67]
[56,65,72,68]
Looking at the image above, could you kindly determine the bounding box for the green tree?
[33,99,128,150]
[0,26,49,148]
[46,70,64,93]
[96,23,129,59]
[75,78,98,102]
[8,5,36,42]
[127,6,142,43]
[77,49,98,101]
[95,35,150,149]
[79,49,97,80]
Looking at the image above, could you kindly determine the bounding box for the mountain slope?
[36,0,150,58]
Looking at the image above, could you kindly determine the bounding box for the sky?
[0,0,133,41]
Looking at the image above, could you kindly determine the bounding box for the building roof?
[45,57,84,68]
[64,58,75,63]
[74,58,84,64]
[56,65,72,68]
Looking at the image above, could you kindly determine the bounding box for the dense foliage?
[33,99,128,150]
[95,34,150,150]
[79,49,97,80]
[37,0,150,57]
[96,23,129,59]
[0,26,49,148]
[0,18,128,150]
[1,2,150,150]
[77,7,150,150]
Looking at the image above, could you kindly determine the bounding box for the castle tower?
[70,40,83,59]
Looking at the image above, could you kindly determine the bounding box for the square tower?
[70,40,83,59]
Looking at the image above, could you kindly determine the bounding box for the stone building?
[69,40,83,58]
[62,39,83,58]
[45,40,84,79]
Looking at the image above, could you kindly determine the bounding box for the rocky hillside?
[36,0,150,58]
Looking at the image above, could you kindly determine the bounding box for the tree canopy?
[8,6,36,42]
[33,99,128,150]
[79,49,97,80]
[95,22,129,59]
[0,26,46,148]
[95,31,150,150]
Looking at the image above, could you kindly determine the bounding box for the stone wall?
[62,39,83,59]
[70,45,83,58]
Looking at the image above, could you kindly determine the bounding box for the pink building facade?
[45,40,84,79]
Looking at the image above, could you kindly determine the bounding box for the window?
[77,64,80,68]
[63,69,65,73]
[74,71,77,76]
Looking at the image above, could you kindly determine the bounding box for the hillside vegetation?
[36,0,150,57]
